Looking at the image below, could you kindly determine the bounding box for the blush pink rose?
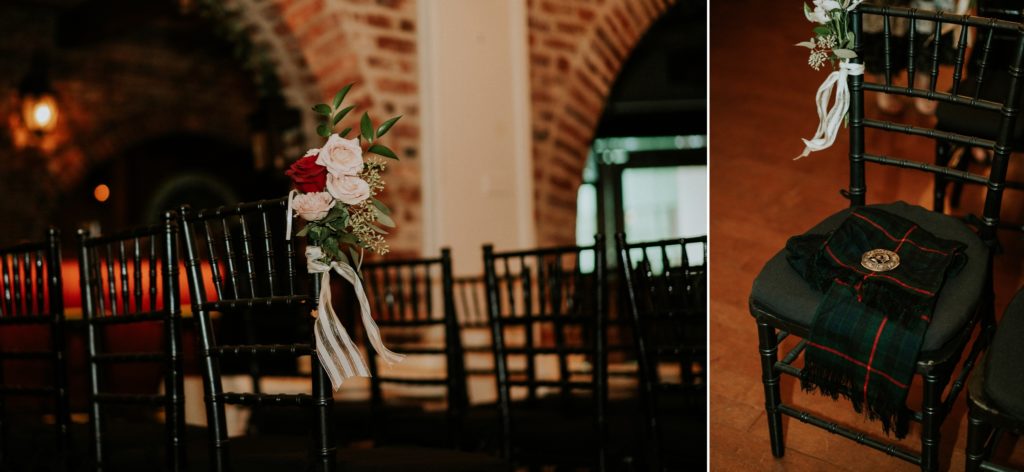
[326,175,370,205]
[316,134,364,176]
[292,192,335,221]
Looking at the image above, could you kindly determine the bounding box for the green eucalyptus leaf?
[339,127,353,138]
[313,104,332,116]
[332,83,354,109]
[296,225,311,237]
[370,197,391,215]
[813,26,830,36]
[370,224,388,235]
[335,249,351,267]
[348,247,361,268]
[309,225,327,242]
[332,105,355,127]
[376,115,402,137]
[316,124,331,138]
[367,143,398,160]
[360,112,375,142]
[833,48,857,59]
[339,233,359,245]
[372,205,395,228]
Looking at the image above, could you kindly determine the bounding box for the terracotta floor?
[709,2,1024,470]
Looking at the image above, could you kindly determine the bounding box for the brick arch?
[267,0,423,253]
[529,0,679,246]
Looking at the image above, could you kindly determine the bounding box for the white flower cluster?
[804,0,864,24]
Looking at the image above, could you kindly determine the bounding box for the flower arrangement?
[796,0,864,71]
[285,83,401,266]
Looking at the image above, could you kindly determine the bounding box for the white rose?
[305,148,320,157]
[326,175,371,205]
[315,134,363,176]
[292,192,335,221]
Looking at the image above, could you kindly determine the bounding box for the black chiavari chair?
[180,198,506,472]
[965,287,1024,472]
[749,6,1024,471]
[617,234,707,471]
[0,229,71,470]
[356,249,470,448]
[483,238,611,471]
[180,198,329,471]
[77,212,187,471]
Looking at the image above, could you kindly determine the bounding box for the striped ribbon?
[286,191,404,391]
[305,247,404,390]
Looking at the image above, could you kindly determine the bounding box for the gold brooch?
[861,249,900,272]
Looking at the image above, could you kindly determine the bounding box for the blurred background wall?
[0,0,702,273]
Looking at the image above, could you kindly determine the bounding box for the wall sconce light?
[19,52,59,135]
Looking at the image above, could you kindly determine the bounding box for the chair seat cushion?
[750,201,987,354]
[984,288,1024,420]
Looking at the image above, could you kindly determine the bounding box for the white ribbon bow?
[286,191,404,391]
[796,60,865,159]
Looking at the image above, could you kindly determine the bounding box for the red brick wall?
[270,0,422,256]
[261,0,676,250]
[0,0,674,252]
[528,0,678,246]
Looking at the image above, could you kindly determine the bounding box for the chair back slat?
[259,211,277,298]
[202,220,225,300]
[34,251,45,316]
[238,214,259,298]
[12,252,23,316]
[149,236,158,313]
[221,217,242,300]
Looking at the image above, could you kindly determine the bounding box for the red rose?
[285,152,327,193]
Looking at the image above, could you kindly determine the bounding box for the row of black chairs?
[0,198,707,471]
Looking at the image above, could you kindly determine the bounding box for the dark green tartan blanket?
[786,207,967,437]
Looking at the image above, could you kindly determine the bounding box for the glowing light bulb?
[33,102,53,127]
[21,94,58,133]
[93,184,110,203]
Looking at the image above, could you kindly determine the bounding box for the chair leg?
[756,320,785,458]
[965,411,991,472]
[920,369,950,472]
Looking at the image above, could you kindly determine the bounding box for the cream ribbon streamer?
[796,60,865,160]
[305,247,405,390]
[286,192,405,390]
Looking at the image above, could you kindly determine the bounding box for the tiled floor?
[710,1,1024,470]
